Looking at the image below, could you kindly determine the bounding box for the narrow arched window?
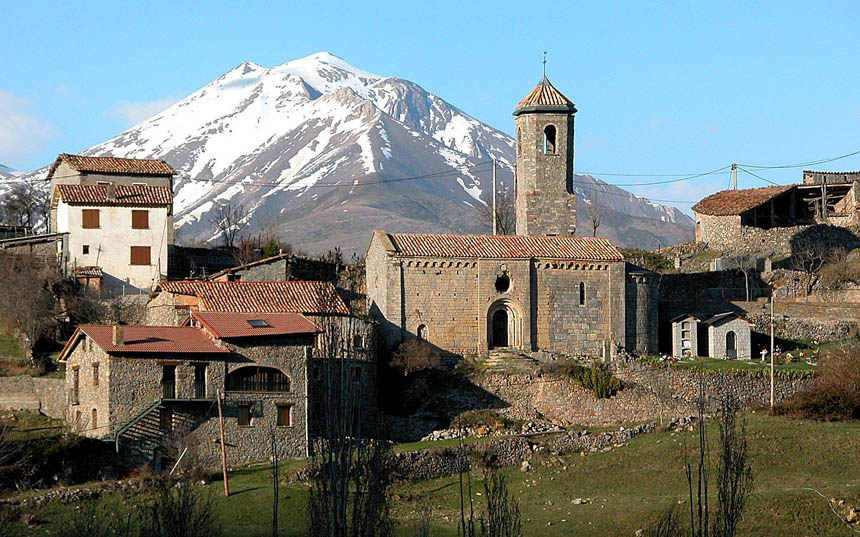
[543,125,557,154]
[417,324,428,340]
[517,128,522,155]
[579,282,586,306]
[92,408,98,430]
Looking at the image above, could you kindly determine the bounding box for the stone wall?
[0,376,65,418]
[625,269,659,354]
[465,361,810,427]
[697,218,860,257]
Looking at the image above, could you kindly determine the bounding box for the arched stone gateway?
[487,299,523,349]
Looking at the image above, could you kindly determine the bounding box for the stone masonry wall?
[466,361,810,426]
[0,376,65,418]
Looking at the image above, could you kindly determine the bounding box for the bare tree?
[684,379,710,537]
[306,300,394,537]
[725,257,752,302]
[586,194,606,238]
[208,200,248,250]
[0,182,49,230]
[475,187,515,235]
[479,463,522,537]
[0,252,60,364]
[270,429,280,537]
[791,236,828,296]
[713,394,753,537]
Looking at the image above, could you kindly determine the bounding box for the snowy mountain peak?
[13,53,692,254]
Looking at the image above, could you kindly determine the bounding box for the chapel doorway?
[491,309,509,348]
[725,331,737,359]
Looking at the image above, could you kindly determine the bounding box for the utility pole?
[732,163,738,190]
[770,294,775,409]
[216,389,230,496]
[492,157,497,235]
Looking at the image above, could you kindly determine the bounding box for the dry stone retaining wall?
[0,376,64,418]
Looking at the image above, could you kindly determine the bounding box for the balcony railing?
[162,381,176,399]
[194,381,206,399]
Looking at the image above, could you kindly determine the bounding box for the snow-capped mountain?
[11,52,693,254]
[0,164,19,181]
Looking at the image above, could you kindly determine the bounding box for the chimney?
[106,183,116,201]
[112,325,125,346]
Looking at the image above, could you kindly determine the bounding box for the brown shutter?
[132,210,149,229]
[130,246,151,265]
[82,209,100,229]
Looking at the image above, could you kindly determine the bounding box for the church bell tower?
[513,76,578,236]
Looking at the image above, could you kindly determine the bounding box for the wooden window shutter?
[130,246,151,265]
[132,210,149,229]
[82,209,100,229]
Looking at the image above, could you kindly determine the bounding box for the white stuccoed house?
[48,154,176,294]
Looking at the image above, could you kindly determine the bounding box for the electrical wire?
[739,149,860,170]
[737,167,780,186]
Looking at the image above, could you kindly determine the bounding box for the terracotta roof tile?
[47,153,175,180]
[158,281,349,314]
[75,266,102,278]
[191,311,319,339]
[514,76,577,115]
[385,233,623,261]
[56,184,173,206]
[77,325,227,355]
[692,185,794,216]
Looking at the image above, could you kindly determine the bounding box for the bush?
[775,345,860,420]
[391,339,441,375]
[620,248,673,272]
[818,248,860,290]
[541,360,622,398]
[453,410,514,430]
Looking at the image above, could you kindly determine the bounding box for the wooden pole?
[492,157,497,235]
[770,296,775,409]
[216,389,230,496]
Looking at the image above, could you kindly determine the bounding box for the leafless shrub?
[684,379,710,537]
[775,344,860,420]
[586,193,606,238]
[479,463,522,537]
[644,504,683,537]
[0,182,49,230]
[713,395,753,537]
[818,248,860,290]
[791,236,828,296]
[391,339,441,375]
[138,478,221,537]
[0,252,60,363]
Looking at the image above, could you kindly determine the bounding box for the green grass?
[642,356,817,379]
[0,334,22,359]
[7,414,860,536]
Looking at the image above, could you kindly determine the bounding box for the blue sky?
[2,1,859,213]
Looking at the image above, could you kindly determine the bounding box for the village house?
[693,170,860,250]
[47,153,177,293]
[366,77,658,360]
[58,309,376,468]
[207,252,337,283]
[670,312,753,360]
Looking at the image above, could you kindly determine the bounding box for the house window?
[226,367,290,392]
[82,209,100,229]
[353,335,365,351]
[92,363,99,387]
[543,125,557,154]
[237,404,252,426]
[132,210,149,229]
[247,319,271,328]
[91,408,98,430]
[82,245,90,255]
[159,408,173,430]
[130,246,151,266]
[495,274,510,293]
[71,367,80,405]
[579,282,586,306]
[276,405,292,427]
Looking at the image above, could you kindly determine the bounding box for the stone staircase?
[483,349,540,373]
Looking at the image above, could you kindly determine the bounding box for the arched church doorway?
[491,309,509,348]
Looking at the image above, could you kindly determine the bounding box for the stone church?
[366,77,658,359]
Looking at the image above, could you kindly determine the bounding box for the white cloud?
[109,97,179,126]
[0,90,58,164]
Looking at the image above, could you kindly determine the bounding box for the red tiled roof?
[47,153,175,180]
[514,76,576,115]
[158,281,349,314]
[74,325,227,356]
[692,185,794,216]
[56,184,173,206]
[384,232,623,261]
[191,311,319,339]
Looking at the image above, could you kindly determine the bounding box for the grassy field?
[6,413,860,536]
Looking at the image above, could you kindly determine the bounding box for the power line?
[739,148,860,170]
[576,165,732,187]
[737,167,780,186]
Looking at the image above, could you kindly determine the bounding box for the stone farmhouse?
[47,153,177,293]
[693,170,860,251]
[206,252,337,283]
[366,77,658,360]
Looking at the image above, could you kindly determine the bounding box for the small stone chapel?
[366,76,658,359]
